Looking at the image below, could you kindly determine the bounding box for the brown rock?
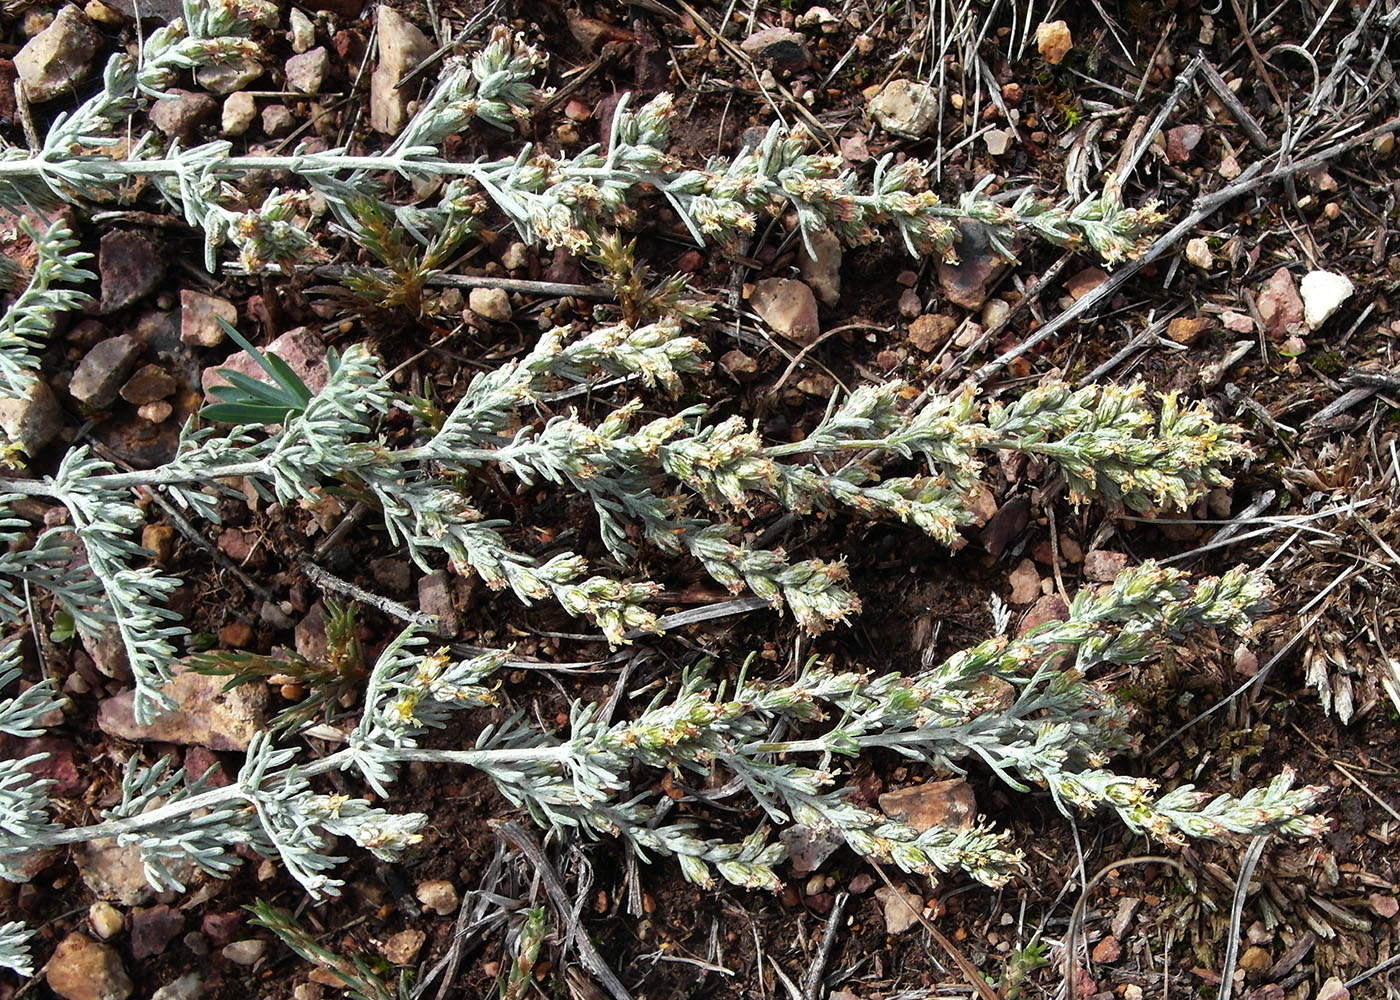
[138,400,173,423]
[1091,934,1122,964]
[285,47,329,95]
[1165,124,1204,164]
[468,286,512,323]
[1065,266,1109,300]
[937,220,1008,309]
[1166,316,1211,346]
[71,335,143,408]
[419,569,460,638]
[195,58,263,95]
[383,928,425,965]
[840,136,870,168]
[218,621,254,649]
[908,314,956,352]
[182,746,229,787]
[47,933,133,1000]
[98,665,269,751]
[202,328,329,403]
[1035,20,1072,64]
[261,104,295,137]
[87,902,124,941]
[1008,558,1041,604]
[216,527,262,566]
[1257,268,1304,341]
[750,278,820,345]
[1083,550,1129,582]
[897,287,922,319]
[878,778,976,833]
[101,0,191,20]
[119,364,177,405]
[798,230,842,307]
[179,290,236,347]
[874,885,924,934]
[294,602,328,662]
[720,349,759,382]
[15,7,101,103]
[1369,893,1399,918]
[1222,310,1254,333]
[1112,896,1142,939]
[1316,977,1349,1000]
[201,912,241,946]
[75,838,194,905]
[149,90,218,140]
[740,27,810,72]
[222,939,267,966]
[0,378,63,455]
[781,825,843,874]
[99,233,164,313]
[141,524,175,566]
[1238,945,1272,973]
[416,880,459,916]
[869,79,938,137]
[370,7,432,135]
[567,15,634,55]
[1019,594,1069,635]
[130,905,183,961]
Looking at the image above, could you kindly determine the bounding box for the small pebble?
[416,880,459,916]
[469,287,512,323]
[222,939,267,966]
[383,928,425,965]
[88,901,124,941]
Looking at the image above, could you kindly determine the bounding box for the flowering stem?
[26,742,571,848]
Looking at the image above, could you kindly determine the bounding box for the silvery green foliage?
[0,922,33,977]
[0,565,1326,914]
[0,6,1156,279]
[0,656,65,975]
[0,6,1331,979]
[0,308,1254,725]
[0,653,64,886]
[395,25,550,143]
[0,220,93,402]
[0,0,269,209]
[50,449,187,721]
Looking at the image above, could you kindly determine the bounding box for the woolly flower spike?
[224,189,328,273]
[659,416,777,510]
[986,381,1249,513]
[1126,769,1328,842]
[684,525,862,632]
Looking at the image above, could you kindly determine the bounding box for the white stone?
[469,287,512,323]
[221,92,257,137]
[1185,237,1212,269]
[222,940,267,966]
[983,128,1013,157]
[1299,270,1355,330]
[869,80,938,137]
[289,8,316,53]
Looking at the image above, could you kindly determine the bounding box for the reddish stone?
[201,911,241,947]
